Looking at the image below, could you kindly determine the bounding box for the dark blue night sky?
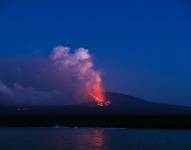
[0,0,191,106]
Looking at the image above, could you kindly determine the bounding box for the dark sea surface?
[0,127,191,150]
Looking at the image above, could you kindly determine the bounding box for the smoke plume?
[0,45,107,106]
[50,46,106,106]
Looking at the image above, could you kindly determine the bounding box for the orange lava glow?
[89,93,105,107]
[89,84,110,107]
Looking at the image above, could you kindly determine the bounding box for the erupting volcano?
[88,72,110,106]
[89,75,106,106]
[50,45,110,106]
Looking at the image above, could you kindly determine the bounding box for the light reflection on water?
[91,129,105,149]
[0,127,191,150]
[77,129,106,150]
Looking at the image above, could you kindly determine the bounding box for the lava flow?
[89,93,105,106]
[90,93,110,107]
[87,71,110,107]
[89,82,110,107]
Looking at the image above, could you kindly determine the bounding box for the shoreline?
[0,116,191,130]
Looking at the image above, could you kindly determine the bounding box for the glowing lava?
[89,93,105,106]
[90,92,111,107]
[87,71,110,107]
[89,83,110,107]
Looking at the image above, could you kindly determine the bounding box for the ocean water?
[0,127,191,150]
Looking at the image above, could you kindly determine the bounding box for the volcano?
[103,92,191,116]
[1,92,191,129]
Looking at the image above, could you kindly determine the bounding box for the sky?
[0,0,191,106]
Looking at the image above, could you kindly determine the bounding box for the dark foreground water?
[0,127,191,150]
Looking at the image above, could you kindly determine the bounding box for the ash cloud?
[0,45,106,106]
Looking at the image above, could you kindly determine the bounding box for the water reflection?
[92,129,104,148]
[77,128,106,150]
[45,128,107,150]
[0,128,191,150]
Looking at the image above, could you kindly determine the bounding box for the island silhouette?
[0,92,191,129]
